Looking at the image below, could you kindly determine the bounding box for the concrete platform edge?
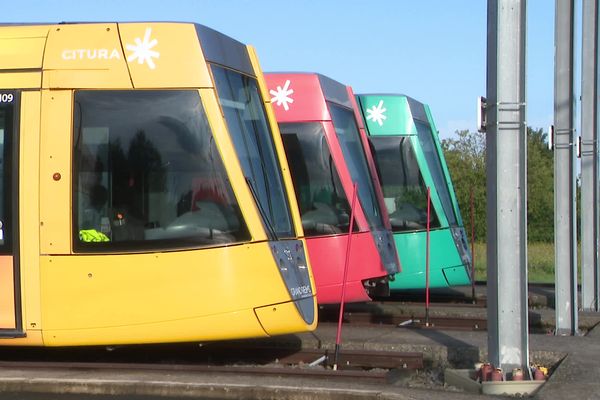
[0,377,420,400]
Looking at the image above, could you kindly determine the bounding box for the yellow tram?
[0,22,317,346]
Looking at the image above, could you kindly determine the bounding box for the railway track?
[0,345,423,384]
[319,310,487,331]
[318,304,555,333]
[317,281,562,332]
[377,281,558,308]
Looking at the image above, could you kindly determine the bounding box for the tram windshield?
[212,66,294,239]
[414,121,458,226]
[328,103,386,231]
[369,136,440,232]
[279,122,356,237]
[73,90,250,251]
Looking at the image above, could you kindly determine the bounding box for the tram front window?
[370,136,440,232]
[414,121,458,227]
[73,90,250,251]
[279,122,355,237]
[328,103,385,231]
[211,66,294,239]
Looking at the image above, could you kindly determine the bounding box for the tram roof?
[356,93,430,125]
[0,22,256,89]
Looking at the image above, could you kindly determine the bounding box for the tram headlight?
[269,240,315,324]
[371,229,400,275]
[451,227,473,277]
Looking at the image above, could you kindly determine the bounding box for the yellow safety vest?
[79,229,110,242]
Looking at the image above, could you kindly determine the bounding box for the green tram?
[355,94,472,289]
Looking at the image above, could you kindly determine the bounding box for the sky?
[3,0,557,139]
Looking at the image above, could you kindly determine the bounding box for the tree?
[526,127,554,242]
[441,127,554,243]
[442,130,487,241]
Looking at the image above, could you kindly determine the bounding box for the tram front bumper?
[254,296,317,336]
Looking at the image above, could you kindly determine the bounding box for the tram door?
[0,91,18,332]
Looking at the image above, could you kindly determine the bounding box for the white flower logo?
[126,28,160,70]
[366,100,387,127]
[270,79,294,111]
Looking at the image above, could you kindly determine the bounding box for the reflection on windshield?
[328,103,385,230]
[414,121,458,226]
[212,65,294,238]
[370,136,440,232]
[280,122,356,237]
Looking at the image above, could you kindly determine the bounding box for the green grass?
[471,242,557,283]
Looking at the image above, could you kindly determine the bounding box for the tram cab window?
[279,122,357,237]
[73,90,250,251]
[211,66,294,239]
[369,136,440,232]
[414,121,458,227]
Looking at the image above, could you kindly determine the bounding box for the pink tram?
[265,73,400,304]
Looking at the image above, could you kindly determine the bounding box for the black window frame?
[0,91,18,255]
[0,89,24,336]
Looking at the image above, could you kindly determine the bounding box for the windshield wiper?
[245,177,279,241]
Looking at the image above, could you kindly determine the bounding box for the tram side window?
[73,90,250,252]
[369,136,440,232]
[0,106,12,251]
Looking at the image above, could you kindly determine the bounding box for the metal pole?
[581,0,600,312]
[470,187,476,303]
[555,0,579,334]
[425,186,431,326]
[486,0,529,373]
[333,183,358,371]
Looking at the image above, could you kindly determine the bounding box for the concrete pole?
[554,0,579,334]
[581,0,600,312]
[486,0,529,372]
